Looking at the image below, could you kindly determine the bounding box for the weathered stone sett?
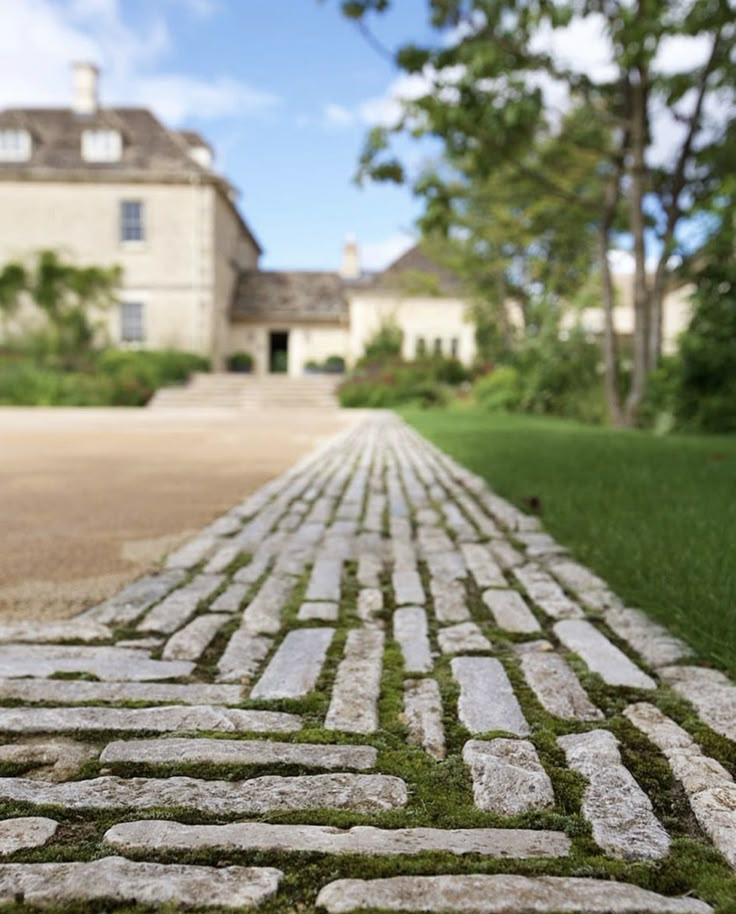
[250,628,334,699]
[0,678,246,706]
[0,705,300,734]
[0,645,194,682]
[105,820,571,858]
[403,678,446,761]
[101,738,377,770]
[326,628,384,734]
[0,857,282,909]
[558,729,670,860]
[437,622,492,655]
[625,702,736,867]
[659,665,736,742]
[162,613,231,661]
[516,641,602,721]
[0,773,408,814]
[0,738,97,782]
[482,588,541,633]
[463,739,555,815]
[138,573,224,634]
[316,875,712,913]
[393,607,433,673]
[0,818,58,855]
[451,656,530,736]
[554,619,656,690]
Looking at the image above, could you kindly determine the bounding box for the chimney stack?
[340,234,361,280]
[72,62,99,116]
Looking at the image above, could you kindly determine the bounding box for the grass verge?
[401,406,736,676]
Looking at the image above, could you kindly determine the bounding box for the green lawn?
[402,407,736,676]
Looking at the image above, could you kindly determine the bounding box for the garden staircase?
[148,372,340,410]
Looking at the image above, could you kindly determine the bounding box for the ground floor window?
[433,337,443,356]
[120,301,145,343]
[450,337,459,358]
[416,336,426,357]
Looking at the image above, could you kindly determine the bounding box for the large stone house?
[0,63,693,375]
[0,63,476,374]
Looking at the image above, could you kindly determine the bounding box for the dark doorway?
[269,331,289,373]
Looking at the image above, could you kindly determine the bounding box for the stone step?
[100,738,377,770]
[104,820,571,858]
[0,773,407,815]
[316,875,712,913]
[0,857,281,909]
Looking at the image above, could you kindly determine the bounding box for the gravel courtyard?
[0,407,357,621]
[0,412,733,911]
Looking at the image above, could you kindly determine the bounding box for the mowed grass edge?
[401,406,736,677]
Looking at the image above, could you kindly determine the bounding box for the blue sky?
[0,0,439,271]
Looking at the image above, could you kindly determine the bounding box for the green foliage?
[360,318,404,363]
[0,349,208,407]
[674,266,736,433]
[514,324,606,424]
[472,366,522,412]
[227,351,254,373]
[305,355,346,374]
[338,356,466,408]
[0,250,121,368]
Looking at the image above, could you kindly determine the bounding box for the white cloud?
[324,103,355,128]
[132,76,278,124]
[360,232,415,271]
[0,0,279,124]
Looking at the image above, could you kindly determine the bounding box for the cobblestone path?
[0,413,734,912]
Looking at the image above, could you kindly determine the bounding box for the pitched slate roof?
[231,271,349,323]
[372,244,462,295]
[0,108,203,176]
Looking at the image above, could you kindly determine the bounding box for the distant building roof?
[231,271,349,323]
[372,243,462,296]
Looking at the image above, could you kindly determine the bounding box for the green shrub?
[0,349,208,407]
[338,356,457,408]
[359,319,403,364]
[473,366,522,411]
[324,354,346,373]
[227,351,253,373]
[515,325,606,423]
[673,266,736,433]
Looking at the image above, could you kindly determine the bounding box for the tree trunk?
[599,225,624,425]
[624,70,650,425]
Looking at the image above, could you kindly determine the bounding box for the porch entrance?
[269,331,289,373]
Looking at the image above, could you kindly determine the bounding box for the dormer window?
[0,129,31,162]
[82,128,121,163]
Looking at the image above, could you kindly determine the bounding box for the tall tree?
[340,0,736,424]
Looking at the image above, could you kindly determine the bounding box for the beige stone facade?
[0,178,259,364]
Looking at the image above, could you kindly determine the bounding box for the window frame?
[0,128,31,163]
[119,301,145,344]
[81,128,122,163]
[120,200,145,244]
